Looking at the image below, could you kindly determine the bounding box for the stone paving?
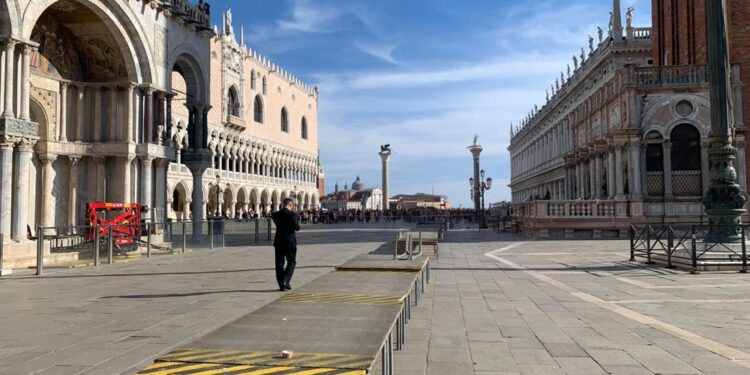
[2,223,750,374]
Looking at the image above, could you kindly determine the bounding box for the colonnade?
[510,121,573,179]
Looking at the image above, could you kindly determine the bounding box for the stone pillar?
[69,156,80,226]
[40,154,57,227]
[662,142,673,197]
[109,86,118,142]
[20,45,33,121]
[140,157,153,215]
[607,150,616,199]
[589,159,596,199]
[59,82,68,142]
[736,139,746,193]
[183,200,191,221]
[122,156,134,203]
[12,139,34,240]
[594,153,603,198]
[75,85,84,141]
[126,84,134,142]
[629,141,642,196]
[154,159,168,223]
[0,47,4,114]
[143,87,153,143]
[615,144,625,198]
[187,161,209,236]
[2,40,15,118]
[701,141,710,193]
[379,150,391,211]
[0,137,14,242]
[94,157,106,202]
[93,86,102,142]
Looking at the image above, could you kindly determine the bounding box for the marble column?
[0,137,14,242]
[629,141,642,196]
[607,150,616,199]
[93,86,102,142]
[69,156,80,226]
[155,159,167,223]
[140,157,153,215]
[20,45,33,121]
[0,46,5,113]
[615,145,625,198]
[589,159,596,199]
[143,87,153,143]
[122,156,134,203]
[188,163,208,236]
[59,82,68,142]
[75,85,84,141]
[12,139,34,240]
[40,154,57,227]
[2,40,15,117]
[126,84,134,142]
[94,157,106,202]
[109,86,118,142]
[183,200,191,221]
[701,141,710,193]
[663,142,673,197]
[594,153,603,198]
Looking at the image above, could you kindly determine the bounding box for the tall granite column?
[2,40,15,118]
[615,144,625,198]
[608,150,616,199]
[594,153,603,198]
[75,85,84,141]
[93,86,102,142]
[629,140,643,196]
[140,157,153,215]
[662,142,673,198]
[379,149,391,211]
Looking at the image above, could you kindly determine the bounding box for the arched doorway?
[236,188,247,218]
[670,124,702,196]
[249,188,259,216]
[171,182,188,221]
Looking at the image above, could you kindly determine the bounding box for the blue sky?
[208,0,651,208]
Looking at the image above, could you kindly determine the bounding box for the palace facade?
[0,0,322,266]
[508,0,749,238]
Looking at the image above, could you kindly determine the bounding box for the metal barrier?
[629,224,748,274]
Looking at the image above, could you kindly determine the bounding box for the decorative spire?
[612,0,623,42]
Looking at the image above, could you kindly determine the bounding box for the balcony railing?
[225,114,246,131]
[158,0,211,29]
[631,65,708,88]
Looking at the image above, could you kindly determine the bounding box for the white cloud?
[249,0,342,41]
[354,42,401,65]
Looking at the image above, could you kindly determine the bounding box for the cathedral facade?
[0,1,321,266]
[508,0,749,238]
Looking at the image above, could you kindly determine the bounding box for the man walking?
[272,198,300,291]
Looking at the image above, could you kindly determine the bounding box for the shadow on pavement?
[102,289,282,299]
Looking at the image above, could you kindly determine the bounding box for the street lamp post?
[703,0,747,242]
[469,169,493,229]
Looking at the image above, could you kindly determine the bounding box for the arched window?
[227,86,240,117]
[301,117,308,139]
[670,124,702,196]
[262,76,267,95]
[250,70,256,90]
[644,131,665,196]
[281,107,289,132]
[254,95,264,123]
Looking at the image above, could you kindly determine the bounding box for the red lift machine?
[84,202,147,252]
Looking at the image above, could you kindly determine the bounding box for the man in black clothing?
[272,198,300,291]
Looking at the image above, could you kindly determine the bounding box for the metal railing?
[27,218,279,276]
[629,224,748,274]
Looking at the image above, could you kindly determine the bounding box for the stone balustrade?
[631,65,709,88]
[515,200,623,219]
[158,0,211,29]
[629,27,652,39]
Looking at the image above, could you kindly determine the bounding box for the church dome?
[352,176,365,191]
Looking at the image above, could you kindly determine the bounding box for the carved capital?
[39,153,57,164]
[0,135,17,149]
[140,157,154,167]
[16,138,36,152]
[4,39,16,51]
[69,155,82,165]
[93,156,106,165]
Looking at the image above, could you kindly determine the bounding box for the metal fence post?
[108,225,114,265]
[741,226,747,273]
[691,225,699,275]
[209,219,214,250]
[629,225,636,261]
[146,223,152,258]
[255,219,259,243]
[221,219,226,249]
[666,227,673,268]
[646,225,652,264]
[182,221,187,253]
[36,226,44,276]
[94,224,100,266]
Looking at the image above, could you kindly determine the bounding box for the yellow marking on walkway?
[184,365,256,374]
[153,349,373,371]
[137,361,367,375]
[138,362,220,374]
[278,292,402,306]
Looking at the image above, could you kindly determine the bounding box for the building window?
[250,70,256,90]
[281,107,289,132]
[254,95,264,123]
[670,124,702,196]
[227,86,240,117]
[262,76,267,95]
[301,117,308,139]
